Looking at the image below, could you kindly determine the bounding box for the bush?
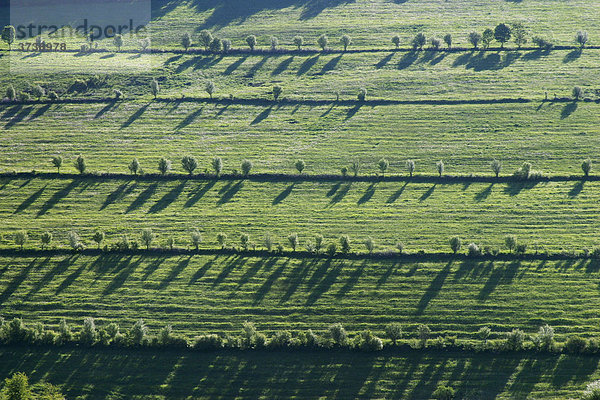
[158,157,171,175]
[482,28,494,49]
[329,323,348,347]
[314,234,324,253]
[357,87,367,102]
[51,155,63,173]
[288,233,299,251]
[396,242,405,254]
[79,317,97,346]
[246,35,257,51]
[150,79,160,99]
[209,38,222,52]
[341,34,351,51]
[573,86,583,100]
[48,91,58,101]
[430,37,441,50]
[378,158,388,175]
[2,372,31,400]
[317,34,329,51]
[449,236,462,254]
[356,330,383,351]
[576,30,589,47]
[128,158,140,175]
[417,324,431,348]
[5,85,16,100]
[494,23,511,47]
[191,228,202,250]
[412,33,426,50]
[512,22,527,48]
[15,230,28,250]
[392,35,400,49]
[212,157,223,176]
[241,160,253,176]
[205,81,215,98]
[181,156,198,175]
[75,154,86,174]
[505,235,517,253]
[93,231,105,248]
[582,158,592,177]
[181,33,192,51]
[565,335,587,353]
[32,84,45,100]
[443,34,452,48]
[269,36,278,51]
[491,159,502,177]
[326,243,337,257]
[533,36,553,50]
[269,330,292,349]
[533,324,555,351]
[18,92,31,102]
[385,323,403,344]
[293,36,303,50]
[114,89,123,99]
[240,233,250,251]
[273,85,282,100]
[340,235,351,254]
[468,32,482,49]
[295,159,305,174]
[222,39,232,53]
[40,231,52,250]
[477,326,491,344]
[432,385,455,400]
[467,243,481,257]
[68,231,84,250]
[199,30,213,50]
[582,380,600,400]
[217,233,227,249]
[505,329,525,351]
[141,228,155,249]
[193,334,224,350]
[436,160,444,177]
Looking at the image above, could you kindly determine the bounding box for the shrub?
[288,233,299,251]
[51,155,63,173]
[357,330,383,351]
[512,22,527,48]
[467,243,481,257]
[181,156,198,175]
[112,34,124,52]
[32,85,45,100]
[430,37,441,50]
[482,28,494,49]
[114,89,123,99]
[512,162,534,180]
[533,324,555,351]
[436,160,444,177]
[350,161,360,176]
[269,330,292,349]
[222,39,232,53]
[392,35,401,49]
[295,159,305,174]
[505,329,525,351]
[1,25,16,49]
[40,231,52,250]
[326,243,337,257]
[80,317,97,346]
[314,234,324,253]
[74,155,86,174]
[565,335,587,353]
[329,323,348,347]
[582,158,592,177]
[576,31,589,48]
[68,231,84,250]
[241,160,253,176]
[468,32,482,48]
[477,326,491,344]
[417,324,431,348]
[181,33,191,51]
[93,231,105,248]
[443,34,452,48]
[166,237,175,250]
[385,323,403,344]
[193,334,224,350]
[150,79,160,99]
[205,81,215,98]
[494,23,512,47]
[199,30,213,50]
[217,233,227,249]
[5,85,16,100]
[293,36,303,50]
[432,385,455,400]
[2,372,31,400]
[15,230,28,250]
[18,92,31,102]
[270,36,279,51]
[128,158,140,175]
[340,235,351,254]
[377,158,389,175]
[212,157,223,176]
[341,34,351,51]
[357,87,367,102]
[396,242,405,254]
[246,35,257,51]
[273,85,282,100]
[582,380,600,400]
[490,159,502,177]
[141,228,155,250]
[48,91,58,101]
[317,34,329,51]
[515,244,527,255]
[191,228,202,250]
[158,157,171,175]
[129,319,149,346]
[412,33,426,50]
[240,233,250,251]
[505,235,517,253]
[573,86,583,100]
[449,236,462,254]
[263,233,273,252]
[209,37,222,53]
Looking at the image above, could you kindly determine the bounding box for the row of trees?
[40,155,595,179]
[1,372,64,400]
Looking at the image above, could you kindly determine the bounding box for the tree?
[378,158,389,175]
[412,33,426,50]
[385,323,403,345]
[430,37,441,50]
[199,30,213,51]
[273,85,282,101]
[93,230,105,248]
[222,39,232,53]
[350,161,360,176]
[209,38,222,52]
[114,34,123,52]
[68,231,83,250]
[576,31,589,48]
[573,86,583,100]
[406,160,415,177]
[151,79,160,99]
[468,32,482,49]
[240,233,250,251]
[583,380,600,400]
[318,34,329,51]
[326,243,337,257]
[158,157,171,175]
[270,36,279,51]
[181,156,198,175]
[444,34,452,48]
[467,243,481,257]
[315,234,324,253]
[288,233,299,251]
[2,372,31,400]
[1,25,16,50]
[114,89,123,99]
[396,242,405,254]
[128,158,140,175]
[51,156,63,173]
[246,35,257,51]
[295,159,305,174]
[181,33,192,51]
[264,233,273,251]
[449,236,461,254]
[191,228,202,250]
[205,81,215,98]
[80,317,97,345]
[6,85,16,101]
[241,160,253,177]
[341,34,351,51]
[329,323,348,347]
[417,324,431,348]
[482,28,494,49]
[141,228,155,249]
[532,36,553,50]
[535,324,555,351]
[436,160,444,177]
[505,329,525,351]
[392,35,401,49]
[491,159,502,177]
[505,235,517,253]
[139,38,150,52]
[32,85,45,100]
[217,233,227,249]
[293,36,303,50]
[512,23,527,48]
[41,231,52,250]
[166,237,175,250]
[494,24,512,48]
[582,158,592,177]
[15,230,28,250]
[75,155,86,174]
[129,319,148,346]
[48,91,59,101]
[340,235,351,254]
[478,326,491,344]
[212,157,223,176]
[357,87,367,102]
[364,237,374,254]
[432,385,455,400]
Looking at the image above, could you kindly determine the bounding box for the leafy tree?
[80,317,97,345]
[222,39,232,53]
[158,157,171,175]
[41,231,52,250]
[139,38,151,53]
[449,236,462,254]
[1,25,16,50]
[341,34,351,51]
[329,323,348,347]
[573,86,583,100]
[264,233,273,251]
[444,34,452,48]
[129,319,148,346]
[317,34,329,51]
[295,159,305,174]
[467,243,481,257]
[314,234,324,253]
[270,36,279,51]
[430,37,442,50]
[217,233,227,249]
[128,158,140,175]
[417,324,431,348]
[478,326,491,344]
[240,233,250,251]
[246,35,257,51]
[582,380,600,400]
[576,31,589,48]
[491,159,502,177]
[412,33,426,50]
[385,323,403,345]
[150,79,160,99]
[141,228,155,249]
[364,237,374,254]
[392,35,401,49]
[199,30,213,51]
[565,336,587,354]
[6,85,16,101]
[534,324,555,351]
[494,23,512,47]
[205,81,215,98]
[505,235,517,253]
[75,155,86,174]
[48,91,59,101]
[166,237,175,250]
[209,38,222,52]
[532,36,553,50]
[93,231,105,249]
[181,156,198,175]
[191,228,202,250]
[288,233,299,251]
[512,23,527,48]
[340,235,351,254]
[114,34,124,51]
[326,242,337,257]
[396,242,405,254]
[350,161,360,176]
[432,385,455,400]
[582,158,592,177]
[181,33,191,51]
[32,85,45,100]
[436,160,444,177]
[293,36,303,50]
[406,160,415,177]
[505,328,525,351]
[357,87,367,102]
[468,31,482,49]
[68,231,83,250]
[15,230,28,250]
[241,160,253,176]
[51,156,63,173]
[482,28,494,49]
[2,372,30,400]
[114,89,123,99]
[378,158,389,175]
[212,157,223,176]
[273,85,282,100]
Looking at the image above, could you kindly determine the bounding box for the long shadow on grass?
[37,180,80,216]
[551,354,599,388]
[273,183,295,205]
[0,259,38,304]
[14,185,46,213]
[141,256,168,280]
[357,183,376,204]
[568,180,584,198]
[375,52,394,69]
[100,182,136,210]
[245,56,268,78]
[212,255,246,287]
[185,180,216,208]
[271,56,294,76]
[103,255,141,295]
[251,106,272,124]
[563,48,582,63]
[474,183,494,202]
[55,263,87,294]
[126,183,158,213]
[158,256,192,289]
[477,261,520,300]
[121,103,150,129]
[297,55,319,75]
[415,260,453,315]
[397,50,419,70]
[28,104,51,121]
[94,100,119,119]
[561,101,578,119]
[224,56,247,75]
[176,107,204,130]
[280,258,315,302]
[419,184,436,202]
[335,260,366,297]
[148,181,186,213]
[316,55,341,75]
[5,106,33,129]
[376,261,399,288]
[329,182,352,205]
[306,259,342,306]
[253,259,288,304]
[217,180,243,205]
[188,256,219,284]
[503,180,538,196]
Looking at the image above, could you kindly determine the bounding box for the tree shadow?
[28,104,51,121]
[326,182,342,197]
[237,257,277,290]
[335,260,365,297]
[563,48,582,63]
[126,183,158,213]
[224,56,247,75]
[568,180,584,198]
[273,183,295,205]
[55,264,86,294]
[419,184,436,202]
[357,183,376,205]
[100,182,136,210]
[345,103,362,120]
[415,261,452,315]
[376,261,399,288]
[297,55,319,76]
[14,185,46,213]
[522,48,551,61]
[397,50,419,70]
[164,54,182,65]
[158,256,192,289]
[212,255,246,287]
[271,56,294,76]
[148,181,186,213]
[280,258,314,302]
[503,180,538,196]
[37,180,80,216]
[474,183,494,202]
[253,259,287,305]
[94,100,119,119]
[306,259,342,306]
[188,256,218,285]
[429,52,447,66]
[185,180,216,208]
[102,256,141,295]
[5,106,33,129]
[244,56,269,78]
[387,182,408,203]
[551,355,599,388]
[140,256,168,280]
[217,180,244,205]
[477,261,520,301]
[0,259,38,304]
[329,182,352,205]
[121,103,150,129]
[317,55,342,75]
[176,107,204,130]
[375,52,394,69]
[561,101,578,119]
[452,51,473,67]
[251,106,272,125]
[465,51,521,71]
